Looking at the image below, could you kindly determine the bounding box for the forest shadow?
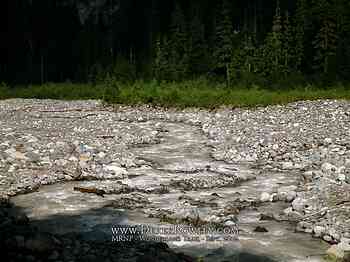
[1,201,277,262]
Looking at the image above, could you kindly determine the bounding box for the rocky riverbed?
[1,99,350,261]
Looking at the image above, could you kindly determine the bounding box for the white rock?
[283,207,293,215]
[277,185,297,202]
[224,220,237,227]
[69,156,78,162]
[313,225,326,237]
[329,228,341,242]
[270,193,279,202]
[292,197,308,212]
[338,174,346,182]
[321,162,337,173]
[339,238,350,251]
[303,171,315,181]
[104,164,127,176]
[323,235,332,242]
[260,192,271,202]
[97,152,106,158]
[282,162,294,170]
[324,138,333,144]
[284,207,303,221]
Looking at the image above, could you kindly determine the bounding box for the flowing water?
[12,121,328,261]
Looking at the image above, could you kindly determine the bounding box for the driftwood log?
[73,187,106,197]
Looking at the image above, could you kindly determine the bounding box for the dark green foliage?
[282,11,294,73]
[169,2,190,80]
[213,0,235,85]
[153,2,190,81]
[1,81,350,108]
[188,14,210,76]
[3,0,350,88]
[294,0,307,71]
[312,0,338,78]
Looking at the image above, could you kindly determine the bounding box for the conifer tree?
[154,36,171,80]
[334,0,350,78]
[214,0,234,86]
[282,11,294,73]
[188,13,209,76]
[170,2,187,57]
[260,0,284,78]
[294,0,307,71]
[312,0,338,75]
[169,2,189,80]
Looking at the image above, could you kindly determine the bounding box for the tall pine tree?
[294,0,307,71]
[169,2,189,80]
[214,0,234,86]
[312,0,338,75]
[188,13,209,76]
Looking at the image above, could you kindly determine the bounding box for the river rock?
[14,235,25,248]
[260,192,271,202]
[25,233,57,253]
[283,207,303,221]
[321,162,337,174]
[281,162,294,170]
[254,226,268,233]
[338,173,346,182]
[324,235,333,242]
[326,239,350,262]
[292,197,309,212]
[277,185,297,202]
[313,225,326,237]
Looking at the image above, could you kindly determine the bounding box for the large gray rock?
[292,197,309,213]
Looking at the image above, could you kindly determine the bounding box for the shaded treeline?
[2,0,350,87]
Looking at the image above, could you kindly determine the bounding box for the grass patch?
[1,80,350,109]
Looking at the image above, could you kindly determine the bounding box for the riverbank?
[1,99,349,261]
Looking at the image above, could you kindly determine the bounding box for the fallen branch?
[73,187,106,197]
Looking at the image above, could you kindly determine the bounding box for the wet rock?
[48,250,60,260]
[14,235,25,248]
[254,226,268,233]
[296,221,313,233]
[82,254,98,262]
[26,255,36,262]
[283,207,303,221]
[259,213,275,221]
[25,233,57,253]
[26,152,40,162]
[13,213,29,225]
